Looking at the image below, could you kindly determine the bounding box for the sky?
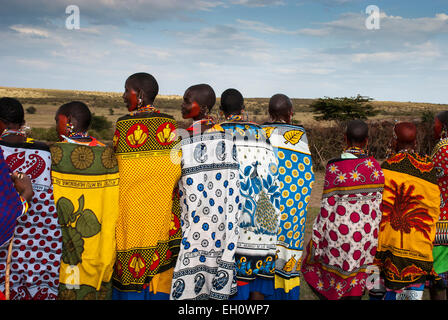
[0,0,448,103]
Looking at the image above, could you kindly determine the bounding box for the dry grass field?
[3,86,447,130]
[1,86,443,300]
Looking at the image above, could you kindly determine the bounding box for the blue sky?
[0,0,447,103]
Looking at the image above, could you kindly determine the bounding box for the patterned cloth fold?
[112,112,182,295]
[375,152,440,291]
[0,147,24,248]
[170,131,241,300]
[301,155,385,300]
[210,121,281,285]
[51,141,119,300]
[431,138,448,275]
[0,140,61,300]
[261,123,314,299]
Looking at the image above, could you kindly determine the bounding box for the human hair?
[0,97,25,125]
[268,94,292,120]
[126,72,159,104]
[57,101,92,132]
[187,84,216,112]
[436,111,448,128]
[346,119,369,144]
[220,88,244,115]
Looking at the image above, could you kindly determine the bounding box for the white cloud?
[9,25,49,38]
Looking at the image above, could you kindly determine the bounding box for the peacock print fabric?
[218,122,281,281]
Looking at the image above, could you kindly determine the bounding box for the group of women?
[0,71,447,301]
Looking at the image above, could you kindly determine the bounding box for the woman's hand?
[11,171,33,204]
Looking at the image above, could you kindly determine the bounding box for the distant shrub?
[90,114,112,132]
[310,95,379,124]
[26,106,37,114]
[29,127,59,142]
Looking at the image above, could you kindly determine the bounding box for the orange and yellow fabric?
[375,152,440,290]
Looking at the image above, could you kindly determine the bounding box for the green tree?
[310,95,378,123]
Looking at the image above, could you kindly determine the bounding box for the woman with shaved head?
[260,94,314,300]
[302,119,384,300]
[373,122,440,300]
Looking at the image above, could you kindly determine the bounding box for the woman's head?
[434,111,448,140]
[181,84,216,120]
[123,72,159,112]
[0,97,25,132]
[55,101,91,140]
[220,88,244,117]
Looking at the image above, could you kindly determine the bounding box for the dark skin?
[0,119,26,144]
[391,122,417,153]
[123,79,153,112]
[11,171,33,204]
[181,88,213,134]
[220,105,245,120]
[54,111,92,143]
[344,135,368,150]
[268,94,293,124]
[434,116,443,140]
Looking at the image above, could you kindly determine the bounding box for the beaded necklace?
[343,146,368,157]
[129,105,160,116]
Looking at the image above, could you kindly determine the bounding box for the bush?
[29,127,59,142]
[310,95,379,124]
[26,106,37,114]
[90,114,112,132]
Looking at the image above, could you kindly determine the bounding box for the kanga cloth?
[51,141,119,300]
[170,131,241,300]
[374,152,440,291]
[301,155,385,300]
[261,123,314,298]
[112,112,182,295]
[211,121,281,285]
[0,147,25,248]
[0,139,61,300]
[431,138,448,275]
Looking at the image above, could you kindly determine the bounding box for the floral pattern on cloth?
[261,124,314,283]
[375,152,440,291]
[170,132,241,300]
[301,156,385,300]
[217,122,281,281]
[0,141,61,300]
